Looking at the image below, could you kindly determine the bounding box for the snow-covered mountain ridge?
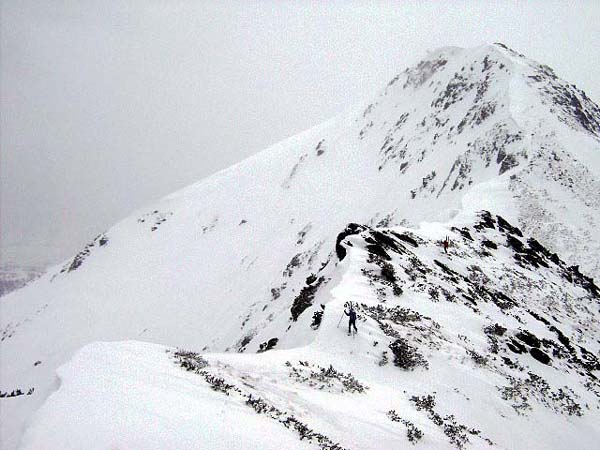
[1,43,599,448]
[19,212,600,449]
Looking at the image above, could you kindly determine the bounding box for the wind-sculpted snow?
[2,43,600,448]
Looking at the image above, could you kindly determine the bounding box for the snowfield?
[2,43,600,449]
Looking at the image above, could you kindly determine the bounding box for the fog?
[2,0,599,268]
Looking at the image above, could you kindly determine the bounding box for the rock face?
[1,44,600,448]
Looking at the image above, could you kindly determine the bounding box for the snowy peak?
[2,44,600,449]
[382,42,600,140]
[494,43,600,138]
[354,43,600,276]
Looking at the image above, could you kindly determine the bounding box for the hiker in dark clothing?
[443,237,449,254]
[345,303,358,335]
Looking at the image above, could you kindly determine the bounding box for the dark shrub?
[389,338,428,370]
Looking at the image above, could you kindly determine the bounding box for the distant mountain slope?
[18,212,600,449]
[0,264,42,297]
[1,43,599,448]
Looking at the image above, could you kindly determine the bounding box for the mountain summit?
[2,44,599,449]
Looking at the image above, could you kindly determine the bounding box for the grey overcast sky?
[2,0,599,268]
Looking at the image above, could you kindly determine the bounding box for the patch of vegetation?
[409,394,490,449]
[483,323,506,354]
[389,338,429,370]
[429,286,440,301]
[283,253,303,277]
[311,305,325,329]
[286,361,368,394]
[361,258,403,298]
[467,349,488,367]
[173,349,209,372]
[378,351,389,366]
[387,410,424,444]
[359,304,424,325]
[171,352,348,449]
[270,284,286,301]
[499,371,583,416]
[404,255,431,281]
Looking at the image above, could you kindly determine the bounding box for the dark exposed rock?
[497,151,519,175]
[562,265,600,298]
[315,139,326,156]
[485,323,507,336]
[527,310,551,326]
[488,290,516,310]
[548,326,571,349]
[432,72,473,111]
[238,334,254,351]
[335,223,367,260]
[452,227,473,241]
[507,339,527,354]
[502,356,520,370]
[60,233,109,274]
[579,346,600,372]
[497,215,523,237]
[433,260,459,281]
[462,292,477,306]
[0,388,35,398]
[506,235,525,253]
[516,330,541,348]
[366,244,391,261]
[258,338,279,353]
[391,232,419,248]
[530,348,551,365]
[290,276,327,321]
[403,57,448,89]
[371,230,401,252]
[481,240,497,249]
[474,211,495,230]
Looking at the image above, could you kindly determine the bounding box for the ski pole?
[337,302,349,328]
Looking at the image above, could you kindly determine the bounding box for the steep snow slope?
[1,43,599,448]
[20,213,600,449]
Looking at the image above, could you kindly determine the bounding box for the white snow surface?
[20,341,314,450]
[2,43,600,449]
